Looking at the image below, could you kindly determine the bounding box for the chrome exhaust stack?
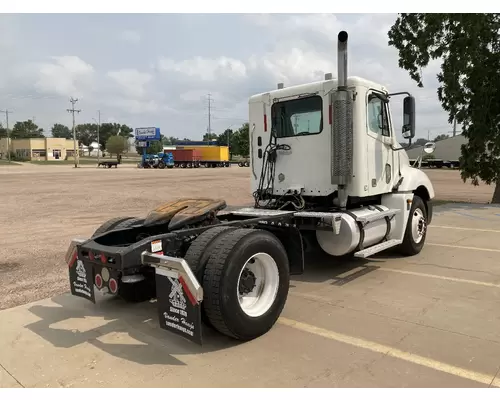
[331,30,354,209]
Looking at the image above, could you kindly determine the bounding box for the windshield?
[271,95,323,138]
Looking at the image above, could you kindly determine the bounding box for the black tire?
[158,160,166,169]
[398,195,428,256]
[183,226,238,327]
[238,162,243,167]
[184,226,238,281]
[91,216,137,238]
[203,228,290,340]
[244,161,250,167]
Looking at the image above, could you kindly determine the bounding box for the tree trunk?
[492,182,500,204]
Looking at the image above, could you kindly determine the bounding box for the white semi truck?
[65,31,435,345]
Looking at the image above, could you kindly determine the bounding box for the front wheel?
[202,228,290,341]
[399,195,428,256]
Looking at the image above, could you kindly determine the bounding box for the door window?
[367,93,390,137]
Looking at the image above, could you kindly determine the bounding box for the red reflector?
[89,252,95,261]
[179,275,198,306]
[68,251,77,269]
[100,254,107,263]
[95,274,103,289]
[264,114,267,132]
[109,278,118,294]
[329,104,332,125]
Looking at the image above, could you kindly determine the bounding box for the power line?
[0,109,13,163]
[66,97,81,168]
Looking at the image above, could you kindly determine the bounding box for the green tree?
[75,123,98,146]
[135,139,163,155]
[51,123,72,139]
[388,13,500,203]
[203,132,218,141]
[162,136,179,145]
[99,123,133,151]
[434,134,450,142]
[0,123,7,138]
[232,123,249,156]
[11,120,44,138]
[106,136,128,159]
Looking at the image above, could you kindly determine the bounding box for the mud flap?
[67,238,96,303]
[155,266,203,345]
[69,256,96,304]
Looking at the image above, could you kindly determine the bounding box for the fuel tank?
[316,205,396,256]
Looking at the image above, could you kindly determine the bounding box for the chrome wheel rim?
[411,208,426,244]
[237,252,279,317]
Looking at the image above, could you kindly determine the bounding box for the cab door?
[366,90,396,195]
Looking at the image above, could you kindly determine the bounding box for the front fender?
[398,165,435,199]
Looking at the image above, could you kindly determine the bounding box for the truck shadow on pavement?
[291,250,386,286]
[25,293,240,367]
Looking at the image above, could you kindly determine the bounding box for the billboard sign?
[135,127,161,141]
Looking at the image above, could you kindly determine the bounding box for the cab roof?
[249,75,388,103]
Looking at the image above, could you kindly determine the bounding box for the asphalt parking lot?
[1,201,500,388]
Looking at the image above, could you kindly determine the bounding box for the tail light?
[100,254,107,263]
[95,274,103,289]
[89,252,95,261]
[109,278,118,294]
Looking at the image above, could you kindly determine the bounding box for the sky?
[0,13,460,142]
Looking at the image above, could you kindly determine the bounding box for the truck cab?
[248,76,434,205]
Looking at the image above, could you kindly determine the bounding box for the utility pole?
[0,109,13,163]
[452,117,457,137]
[97,110,100,163]
[207,94,214,136]
[67,97,81,168]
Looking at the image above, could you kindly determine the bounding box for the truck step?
[230,208,295,217]
[354,239,402,258]
[356,209,400,224]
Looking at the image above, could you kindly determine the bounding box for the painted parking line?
[278,317,500,387]
[378,268,500,289]
[431,225,500,234]
[427,243,500,253]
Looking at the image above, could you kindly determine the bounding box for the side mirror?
[423,141,436,155]
[402,95,415,139]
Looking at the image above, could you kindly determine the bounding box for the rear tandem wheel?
[201,228,290,341]
[183,225,239,327]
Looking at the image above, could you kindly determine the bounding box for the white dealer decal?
[168,276,187,311]
[76,259,86,279]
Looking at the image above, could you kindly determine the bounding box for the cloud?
[120,30,141,44]
[107,68,153,98]
[33,56,95,98]
[158,56,247,82]
[0,14,457,140]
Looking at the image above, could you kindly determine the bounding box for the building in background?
[80,141,103,157]
[406,134,468,161]
[0,137,79,161]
